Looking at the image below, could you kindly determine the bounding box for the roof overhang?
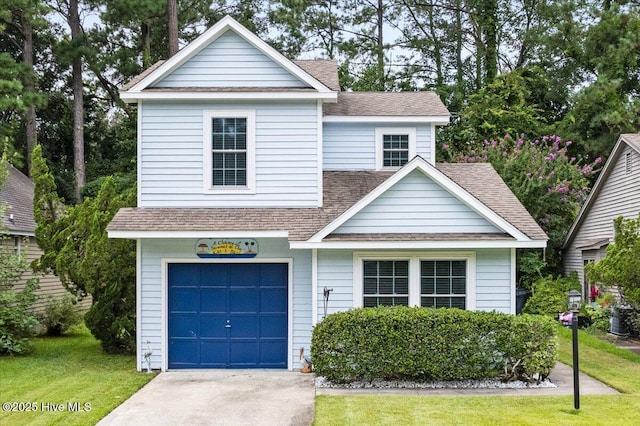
[290,240,547,249]
[121,90,338,102]
[108,230,289,239]
[575,238,610,251]
[323,115,450,125]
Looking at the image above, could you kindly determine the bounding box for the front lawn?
[314,327,640,425]
[0,325,155,426]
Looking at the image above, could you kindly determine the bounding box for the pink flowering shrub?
[443,134,600,276]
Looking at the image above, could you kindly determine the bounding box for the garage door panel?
[229,341,259,365]
[260,288,287,313]
[169,313,199,338]
[260,341,287,364]
[199,315,228,338]
[200,340,228,367]
[229,316,258,337]
[229,289,258,313]
[260,316,287,338]
[170,288,198,312]
[168,263,287,369]
[169,340,198,365]
[200,288,227,313]
[230,263,261,286]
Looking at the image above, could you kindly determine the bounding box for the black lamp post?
[568,289,582,410]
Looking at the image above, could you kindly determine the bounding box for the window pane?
[364,297,378,308]
[382,134,409,167]
[420,260,466,310]
[211,117,247,186]
[364,278,378,294]
[362,260,409,308]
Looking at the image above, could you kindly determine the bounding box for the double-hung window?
[355,253,474,310]
[363,260,409,307]
[203,110,255,193]
[375,128,416,169]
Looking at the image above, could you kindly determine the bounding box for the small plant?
[38,294,83,336]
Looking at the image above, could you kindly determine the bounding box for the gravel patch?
[315,376,557,389]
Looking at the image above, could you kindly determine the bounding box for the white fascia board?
[308,156,531,243]
[290,240,547,250]
[125,16,333,94]
[120,91,337,102]
[108,230,289,239]
[6,231,35,237]
[323,115,450,124]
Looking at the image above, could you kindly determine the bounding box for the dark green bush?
[311,306,557,384]
[522,273,579,316]
[38,294,83,336]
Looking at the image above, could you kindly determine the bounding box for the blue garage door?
[168,263,288,369]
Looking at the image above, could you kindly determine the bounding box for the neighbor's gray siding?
[139,100,319,207]
[334,170,502,234]
[138,238,312,371]
[153,30,306,88]
[564,144,640,288]
[323,122,433,170]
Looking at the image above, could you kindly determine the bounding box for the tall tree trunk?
[376,0,384,89]
[167,0,178,57]
[69,0,85,200]
[142,22,151,68]
[22,11,36,174]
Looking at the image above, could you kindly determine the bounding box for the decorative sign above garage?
[195,239,258,258]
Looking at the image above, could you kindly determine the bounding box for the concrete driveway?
[97,370,315,426]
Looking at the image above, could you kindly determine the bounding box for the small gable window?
[203,110,255,193]
[626,152,633,175]
[375,128,416,170]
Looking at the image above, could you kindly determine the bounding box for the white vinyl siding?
[475,249,512,313]
[139,101,319,207]
[138,238,311,371]
[563,144,640,287]
[323,123,434,170]
[153,30,307,88]
[333,170,502,234]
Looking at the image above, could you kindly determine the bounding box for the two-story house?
[107,16,547,372]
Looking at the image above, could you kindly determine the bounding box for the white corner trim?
[136,239,142,371]
[430,123,436,164]
[307,156,531,243]
[510,248,516,315]
[312,249,318,326]
[137,101,143,205]
[317,100,324,207]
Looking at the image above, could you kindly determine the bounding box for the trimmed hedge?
[311,307,557,384]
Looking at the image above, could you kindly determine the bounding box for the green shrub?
[522,273,579,316]
[37,294,83,336]
[311,306,557,384]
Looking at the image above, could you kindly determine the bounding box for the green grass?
[0,325,155,426]
[314,327,640,425]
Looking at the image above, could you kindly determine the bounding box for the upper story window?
[203,110,256,194]
[375,127,416,170]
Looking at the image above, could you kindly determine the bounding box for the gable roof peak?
[120,15,336,99]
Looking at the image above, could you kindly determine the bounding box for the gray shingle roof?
[323,92,449,117]
[294,60,340,91]
[108,165,546,242]
[1,165,36,235]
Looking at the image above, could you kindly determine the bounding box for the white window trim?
[353,251,476,310]
[203,109,256,194]
[375,127,417,170]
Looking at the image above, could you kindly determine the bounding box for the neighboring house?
[0,164,68,312]
[563,133,640,299]
[107,16,547,372]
